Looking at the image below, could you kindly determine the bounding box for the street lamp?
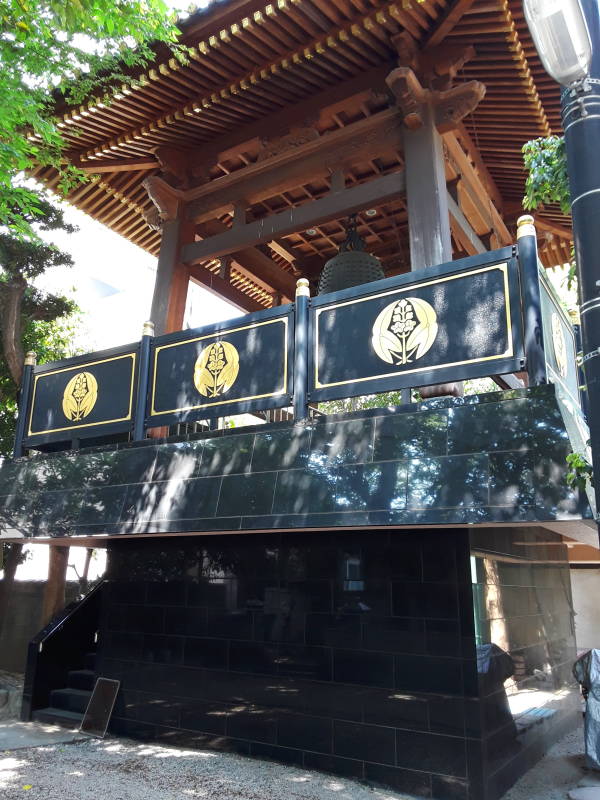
[524,0,600,527]
[523,0,592,87]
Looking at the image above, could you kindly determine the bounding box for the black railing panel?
[308,247,524,403]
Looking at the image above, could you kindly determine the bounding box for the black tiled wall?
[98,526,578,800]
[0,385,590,539]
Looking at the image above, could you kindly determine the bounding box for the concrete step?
[49,688,92,715]
[32,707,83,729]
[67,669,95,691]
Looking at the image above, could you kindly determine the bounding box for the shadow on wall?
[0,581,80,673]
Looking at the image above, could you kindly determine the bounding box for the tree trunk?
[79,548,94,595]
[0,277,27,386]
[0,543,24,639]
[40,545,69,627]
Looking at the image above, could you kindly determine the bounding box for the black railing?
[13,233,582,456]
[21,580,105,721]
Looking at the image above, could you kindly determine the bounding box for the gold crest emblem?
[371,297,438,366]
[551,312,568,378]
[62,371,98,421]
[194,341,240,398]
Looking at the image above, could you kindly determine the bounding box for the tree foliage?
[522,136,571,216]
[0,0,180,234]
[0,194,80,455]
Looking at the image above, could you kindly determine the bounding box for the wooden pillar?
[40,545,69,627]
[150,212,195,336]
[404,103,453,269]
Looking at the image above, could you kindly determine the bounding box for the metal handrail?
[32,579,106,651]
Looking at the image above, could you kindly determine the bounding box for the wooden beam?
[424,0,477,47]
[532,217,573,241]
[75,157,158,173]
[423,0,480,49]
[182,170,406,265]
[187,263,264,313]
[447,192,486,255]
[186,109,404,223]
[197,220,296,300]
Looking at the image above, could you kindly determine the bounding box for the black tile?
[431,775,469,800]
[374,411,448,461]
[363,616,426,655]
[447,400,532,455]
[147,581,186,606]
[217,472,276,517]
[362,688,428,730]
[333,649,394,688]
[106,631,143,660]
[77,486,127,525]
[206,609,253,640]
[251,427,311,472]
[277,712,332,753]
[226,706,277,743]
[142,635,184,665]
[425,619,462,657]
[180,700,228,734]
[395,654,463,696]
[277,644,332,681]
[273,468,338,514]
[302,752,364,780]
[392,582,458,619]
[407,455,489,509]
[165,607,207,637]
[310,418,374,466]
[183,637,228,669]
[396,729,467,778]
[249,742,304,766]
[334,720,395,765]
[365,763,432,797]
[489,452,535,507]
[306,614,362,649]
[152,440,204,482]
[31,489,83,532]
[87,446,158,486]
[199,434,254,476]
[120,476,221,523]
[281,580,332,613]
[336,463,407,511]
[229,641,277,675]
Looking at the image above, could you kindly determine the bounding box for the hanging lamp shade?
[317,216,385,295]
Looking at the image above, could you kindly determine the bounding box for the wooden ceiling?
[32,0,573,309]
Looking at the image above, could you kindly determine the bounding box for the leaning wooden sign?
[308,248,524,402]
[148,304,294,426]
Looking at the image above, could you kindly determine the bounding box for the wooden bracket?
[142,175,184,230]
[386,32,485,132]
[386,66,485,132]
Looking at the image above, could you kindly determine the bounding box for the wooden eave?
[31,0,573,310]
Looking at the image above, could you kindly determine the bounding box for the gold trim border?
[314,263,514,390]
[150,317,289,416]
[27,353,137,437]
[540,276,580,408]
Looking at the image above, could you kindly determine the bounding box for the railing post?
[293,278,310,422]
[133,321,154,441]
[517,215,547,386]
[13,351,36,458]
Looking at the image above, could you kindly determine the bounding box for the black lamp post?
[525,0,600,524]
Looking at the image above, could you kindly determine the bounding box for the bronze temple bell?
[317,216,385,295]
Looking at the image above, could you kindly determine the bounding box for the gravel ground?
[504,726,594,800]
[0,737,415,800]
[0,725,596,800]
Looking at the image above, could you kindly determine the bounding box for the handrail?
[31,579,106,650]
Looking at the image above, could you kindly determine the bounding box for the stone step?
[32,707,83,729]
[67,669,95,691]
[49,687,92,715]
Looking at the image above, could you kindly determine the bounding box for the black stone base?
[97,527,578,800]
